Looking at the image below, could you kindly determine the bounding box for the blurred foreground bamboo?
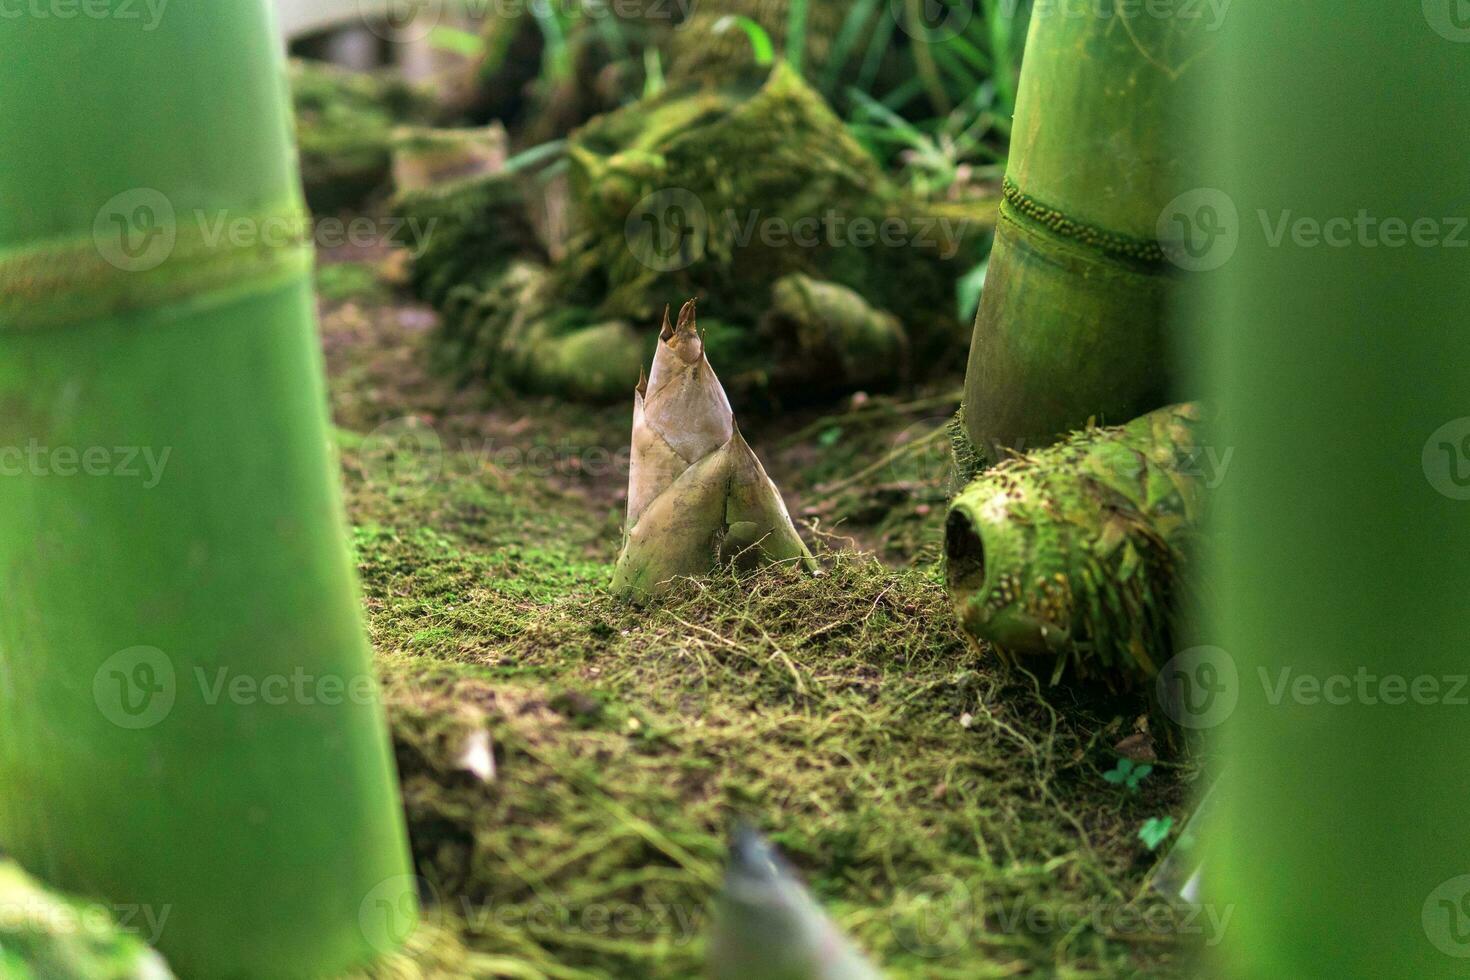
[0,4,414,975]
[708,829,880,980]
[1204,5,1470,975]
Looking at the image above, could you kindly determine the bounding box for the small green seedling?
[1103,757,1153,794]
[1139,817,1175,852]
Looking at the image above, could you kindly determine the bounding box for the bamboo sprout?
[612,301,815,598]
[946,405,1205,686]
[707,828,881,980]
[961,3,1213,458]
[0,4,414,976]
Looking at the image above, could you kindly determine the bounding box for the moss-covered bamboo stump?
[0,4,414,976]
[946,405,1205,686]
[407,62,995,402]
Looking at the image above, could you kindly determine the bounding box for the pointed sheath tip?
[676,298,698,336]
[635,366,648,397]
[660,305,674,342]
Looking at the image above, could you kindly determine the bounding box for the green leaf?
[1139,817,1175,851]
[1102,758,1133,784]
[712,15,775,67]
[786,0,811,74]
[957,257,989,322]
[427,26,485,59]
[817,426,844,448]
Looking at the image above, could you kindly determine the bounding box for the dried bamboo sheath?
[0,5,414,976]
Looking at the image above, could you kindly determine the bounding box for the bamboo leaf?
[427,25,485,58]
[712,15,775,67]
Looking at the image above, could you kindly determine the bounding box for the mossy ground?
[317,257,1206,979]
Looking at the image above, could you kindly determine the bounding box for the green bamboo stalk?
[946,404,1205,686]
[0,4,415,977]
[1202,4,1470,976]
[961,1,1214,458]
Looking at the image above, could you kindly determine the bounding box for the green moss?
[321,278,1206,978]
[316,262,387,305]
[289,59,434,213]
[415,64,995,403]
